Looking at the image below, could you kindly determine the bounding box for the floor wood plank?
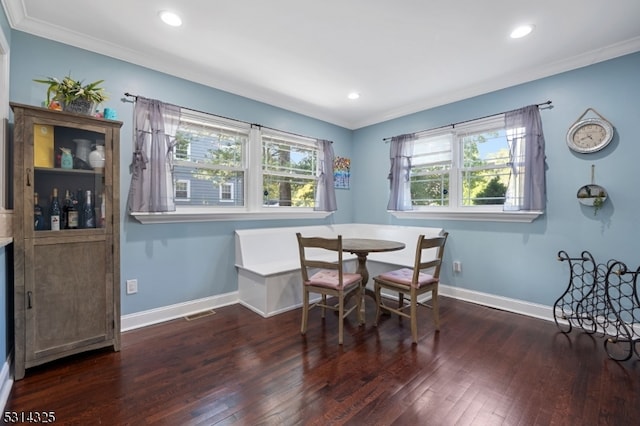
[6,296,640,425]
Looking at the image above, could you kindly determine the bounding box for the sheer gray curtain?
[127,97,181,213]
[504,105,546,211]
[314,139,337,211]
[387,134,416,211]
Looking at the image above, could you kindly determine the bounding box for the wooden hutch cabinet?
[11,103,122,380]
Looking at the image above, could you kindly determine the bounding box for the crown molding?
[1,0,26,28]
[352,36,640,129]
[5,2,640,130]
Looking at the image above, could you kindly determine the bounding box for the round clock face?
[566,118,614,153]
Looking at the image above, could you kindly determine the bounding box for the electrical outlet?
[126,279,138,294]
[453,261,462,273]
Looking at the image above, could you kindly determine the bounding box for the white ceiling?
[3,0,640,129]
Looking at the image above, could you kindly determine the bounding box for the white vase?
[89,145,106,170]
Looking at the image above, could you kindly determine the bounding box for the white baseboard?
[439,283,554,322]
[121,286,556,333]
[121,292,239,332]
[0,355,13,412]
[238,295,323,318]
[237,299,302,318]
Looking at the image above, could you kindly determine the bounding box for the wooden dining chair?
[296,233,363,345]
[373,232,448,344]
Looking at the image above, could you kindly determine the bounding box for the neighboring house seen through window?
[173,109,247,207]
[172,108,321,209]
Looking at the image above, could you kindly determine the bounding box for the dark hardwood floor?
[6,296,640,425]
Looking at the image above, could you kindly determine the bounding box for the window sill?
[131,208,333,224]
[390,209,543,223]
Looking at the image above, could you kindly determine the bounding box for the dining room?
[2,2,640,423]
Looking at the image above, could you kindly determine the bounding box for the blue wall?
[5,29,640,318]
[352,52,640,305]
[8,32,354,314]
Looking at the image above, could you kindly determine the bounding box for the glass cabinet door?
[11,103,122,381]
[31,122,108,234]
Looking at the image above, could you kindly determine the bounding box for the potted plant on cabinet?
[33,74,108,115]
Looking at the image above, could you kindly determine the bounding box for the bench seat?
[235,223,444,317]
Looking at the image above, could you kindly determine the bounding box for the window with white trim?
[175,179,190,200]
[173,109,247,207]
[219,182,234,202]
[261,130,318,207]
[411,115,512,210]
[172,109,320,210]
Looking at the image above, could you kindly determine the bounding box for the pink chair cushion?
[378,268,438,288]
[305,270,362,290]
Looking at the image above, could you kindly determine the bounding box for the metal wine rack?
[554,250,640,361]
[602,260,640,361]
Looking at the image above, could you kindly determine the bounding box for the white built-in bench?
[235,223,444,317]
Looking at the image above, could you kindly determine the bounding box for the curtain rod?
[124,92,256,127]
[382,100,552,142]
[123,92,331,143]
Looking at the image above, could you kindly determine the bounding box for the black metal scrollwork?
[554,250,640,361]
[604,261,640,361]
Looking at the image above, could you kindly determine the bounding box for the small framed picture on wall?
[334,156,350,189]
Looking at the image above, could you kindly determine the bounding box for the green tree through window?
[474,176,507,204]
[407,117,511,209]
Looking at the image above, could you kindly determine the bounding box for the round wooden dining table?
[341,238,405,315]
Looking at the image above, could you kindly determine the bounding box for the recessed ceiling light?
[347,92,360,100]
[159,11,182,27]
[510,24,534,39]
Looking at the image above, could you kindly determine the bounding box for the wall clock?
[566,108,614,153]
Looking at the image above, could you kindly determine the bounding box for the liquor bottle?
[75,188,83,227]
[49,187,61,231]
[62,190,69,229]
[64,189,79,229]
[99,191,106,228]
[33,193,45,231]
[81,190,96,228]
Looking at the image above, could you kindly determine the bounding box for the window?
[389,107,545,223]
[129,98,335,223]
[461,128,511,206]
[411,116,510,210]
[261,130,318,207]
[410,131,452,207]
[174,135,191,161]
[170,109,320,210]
[219,182,234,202]
[173,109,248,207]
[175,179,190,200]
